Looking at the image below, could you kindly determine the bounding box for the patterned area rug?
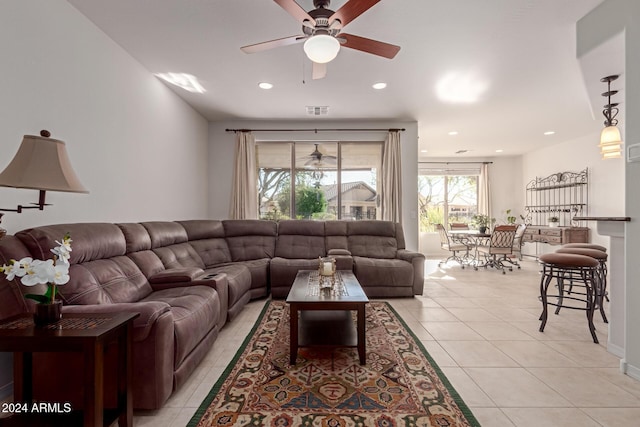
[189,301,480,426]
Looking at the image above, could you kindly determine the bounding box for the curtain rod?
[419,161,493,165]
[225,128,405,133]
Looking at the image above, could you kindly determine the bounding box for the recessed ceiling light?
[544,131,555,135]
[495,149,504,153]
[372,82,387,90]
[155,72,206,93]
[421,149,428,153]
[448,131,459,136]
[258,82,273,90]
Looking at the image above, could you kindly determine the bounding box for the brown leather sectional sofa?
[0,219,424,409]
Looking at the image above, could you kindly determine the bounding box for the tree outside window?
[418,174,478,232]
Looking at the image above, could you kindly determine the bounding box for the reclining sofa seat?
[270,219,424,298]
[270,220,329,299]
[9,223,225,410]
[346,220,424,297]
[221,219,276,301]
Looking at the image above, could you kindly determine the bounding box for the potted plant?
[472,214,495,234]
[548,216,560,227]
[0,234,72,325]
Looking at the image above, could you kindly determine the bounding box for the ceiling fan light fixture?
[304,34,340,64]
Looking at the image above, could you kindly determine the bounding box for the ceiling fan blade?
[241,35,306,54]
[339,33,400,59]
[274,0,316,25]
[312,62,327,80]
[329,0,380,27]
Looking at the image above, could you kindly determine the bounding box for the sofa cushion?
[142,222,189,248]
[142,286,220,369]
[223,220,277,261]
[204,264,251,309]
[275,220,326,259]
[325,220,349,251]
[153,243,205,270]
[352,256,413,288]
[270,257,321,299]
[178,220,225,240]
[189,239,232,267]
[62,256,153,304]
[347,221,398,259]
[118,223,152,253]
[16,223,127,264]
[232,259,270,292]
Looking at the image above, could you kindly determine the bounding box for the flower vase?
[34,300,62,326]
[479,226,487,234]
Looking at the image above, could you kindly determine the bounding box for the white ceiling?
[66,0,613,158]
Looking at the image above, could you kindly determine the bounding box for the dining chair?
[436,224,472,267]
[474,225,517,273]
[504,223,527,269]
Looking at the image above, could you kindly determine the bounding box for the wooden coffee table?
[286,270,369,365]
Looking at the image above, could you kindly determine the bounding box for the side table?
[0,312,138,427]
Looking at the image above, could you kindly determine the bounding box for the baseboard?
[607,342,625,358]
[621,360,640,381]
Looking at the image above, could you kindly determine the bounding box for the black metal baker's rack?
[524,168,588,226]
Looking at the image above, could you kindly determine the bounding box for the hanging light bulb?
[599,75,623,160]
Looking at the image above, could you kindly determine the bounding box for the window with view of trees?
[257,142,382,220]
[418,170,479,232]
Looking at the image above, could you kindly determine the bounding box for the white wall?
[419,155,523,257]
[0,1,209,235]
[0,0,209,397]
[521,132,625,256]
[577,0,640,379]
[209,120,420,250]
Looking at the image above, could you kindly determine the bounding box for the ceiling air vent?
[306,106,329,116]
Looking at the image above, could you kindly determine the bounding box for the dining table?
[448,229,491,266]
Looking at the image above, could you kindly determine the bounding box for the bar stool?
[538,253,601,343]
[561,243,607,253]
[556,247,608,323]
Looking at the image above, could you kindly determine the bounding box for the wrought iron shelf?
[524,169,589,227]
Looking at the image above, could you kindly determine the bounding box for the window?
[418,165,480,232]
[257,141,382,220]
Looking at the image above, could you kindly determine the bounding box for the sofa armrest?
[148,267,205,284]
[62,301,171,342]
[396,249,426,295]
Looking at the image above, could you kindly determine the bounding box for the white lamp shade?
[599,125,624,159]
[304,35,340,64]
[0,134,88,193]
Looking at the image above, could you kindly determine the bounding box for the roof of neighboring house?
[321,181,377,202]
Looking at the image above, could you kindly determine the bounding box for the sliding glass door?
[257,141,382,220]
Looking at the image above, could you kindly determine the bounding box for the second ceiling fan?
[241,0,400,80]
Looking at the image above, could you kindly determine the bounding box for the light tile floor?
[134,259,640,426]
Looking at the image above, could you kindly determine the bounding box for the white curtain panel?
[229,131,258,219]
[381,130,402,222]
[478,163,491,219]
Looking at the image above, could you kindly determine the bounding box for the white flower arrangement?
[1,234,72,304]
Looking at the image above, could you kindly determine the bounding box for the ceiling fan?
[241,0,401,80]
[301,144,337,167]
